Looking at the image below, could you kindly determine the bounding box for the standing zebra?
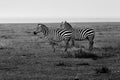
[60,21,95,51]
[33,23,72,52]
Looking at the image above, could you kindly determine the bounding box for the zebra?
[60,21,73,31]
[33,23,72,52]
[60,21,95,51]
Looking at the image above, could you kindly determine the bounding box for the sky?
[0,0,120,23]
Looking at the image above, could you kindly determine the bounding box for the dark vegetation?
[55,61,72,67]
[76,62,90,66]
[62,47,116,60]
[94,66,111,74]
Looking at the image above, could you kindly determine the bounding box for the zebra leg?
[87,35,94,51]
[64,41,69,52]
[49,41,56,52]
[51,44,55,52]
[71,39,75,46]
[64,38,71,52]
[89,40,94,51]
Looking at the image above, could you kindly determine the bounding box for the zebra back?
[37,24,72,42]
[72,28,95,40]
[47,28,72,42]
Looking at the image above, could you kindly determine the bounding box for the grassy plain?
[0,22,120,80]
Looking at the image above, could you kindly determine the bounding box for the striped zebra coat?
[33,23,72,52]
[60,21,95,51]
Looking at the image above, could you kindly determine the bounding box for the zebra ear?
[38,24,43,28]
[38,24,41,27]
[60,22,63,26]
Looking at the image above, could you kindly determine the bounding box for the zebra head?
[60,21,73,31]
[33,24,49,38]
[60,21,66,29]
[33,24,42,35]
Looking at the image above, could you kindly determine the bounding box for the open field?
[0,22,120,80]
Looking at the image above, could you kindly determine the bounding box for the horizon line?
[0,18,120,23]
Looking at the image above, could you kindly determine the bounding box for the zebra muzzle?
[33,32,37,35]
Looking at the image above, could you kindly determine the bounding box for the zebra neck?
[43,28,49,37]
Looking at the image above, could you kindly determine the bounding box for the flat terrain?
[0,22,120,80]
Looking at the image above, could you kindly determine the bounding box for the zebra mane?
[64,21,73,30]
[38,23,46,27]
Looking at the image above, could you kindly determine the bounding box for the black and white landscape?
[0,22,119,80]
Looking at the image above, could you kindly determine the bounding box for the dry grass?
[0,23,119,80]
